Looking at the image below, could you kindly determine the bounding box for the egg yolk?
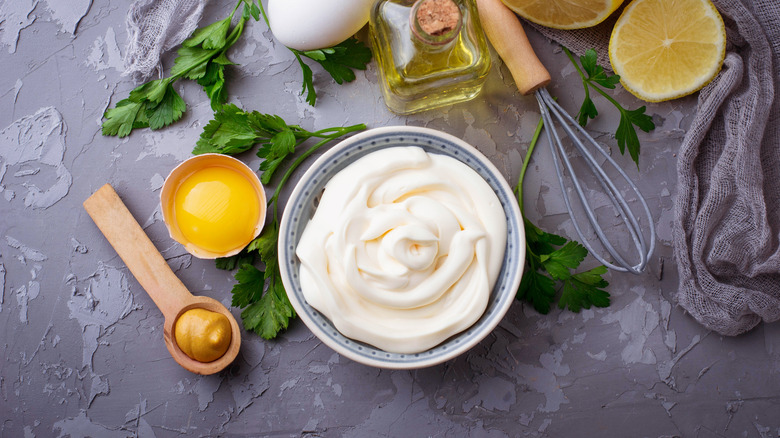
[173,166,260,254]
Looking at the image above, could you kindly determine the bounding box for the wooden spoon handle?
[476,0,551,95]
[83,184,192,321]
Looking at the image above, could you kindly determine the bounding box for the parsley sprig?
[102,0,261,137]
[515,118,610,314]
[564,47,655,166]
[196,104,367,338]
[256,2,372,106]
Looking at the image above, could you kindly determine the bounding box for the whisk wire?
[536,94,631,269]
[534,88,655,274]
[541,91,646,267]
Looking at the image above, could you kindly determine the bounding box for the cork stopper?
[410,0,462,45]
[416,0,460,36]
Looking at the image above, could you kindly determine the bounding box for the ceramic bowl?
[161,154,266,259]
[278,126,524,369]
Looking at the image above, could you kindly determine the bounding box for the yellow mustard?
[174,308,232,362]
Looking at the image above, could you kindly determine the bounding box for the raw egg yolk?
[174,308,232,362]
[173,166,260,254]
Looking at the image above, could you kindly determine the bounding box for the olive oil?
[370,0,491,115]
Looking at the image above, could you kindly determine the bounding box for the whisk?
[476,0,655,274]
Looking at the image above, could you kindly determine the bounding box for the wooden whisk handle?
[476,0,551,95]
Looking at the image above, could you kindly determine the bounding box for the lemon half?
[609,0,726,102]
[501,0,624,29]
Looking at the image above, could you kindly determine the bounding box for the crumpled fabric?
[123,0,208,82]
[528,0,780,335]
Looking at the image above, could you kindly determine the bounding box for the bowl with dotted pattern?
[277,126,525,369]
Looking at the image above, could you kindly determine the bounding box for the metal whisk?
[476,0,655,274]
[535,88,655,273]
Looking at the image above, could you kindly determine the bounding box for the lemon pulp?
[501,0,624,30]
[608,0,726,102]
[173,165,260,254]
[174,308,232,363]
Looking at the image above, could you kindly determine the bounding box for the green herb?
[255,2,372,106]
[102,0,260,138]
[564,47,655,166]
[198,104,367,339]
[515,117,610,314]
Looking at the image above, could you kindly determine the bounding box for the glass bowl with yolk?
[161,154,266,259]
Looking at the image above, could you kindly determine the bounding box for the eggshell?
[268,0,374,51]
[160,154,266,260]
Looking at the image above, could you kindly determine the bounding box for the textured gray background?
[1,0,779,436]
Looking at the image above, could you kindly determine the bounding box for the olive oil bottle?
[369,0,491,115]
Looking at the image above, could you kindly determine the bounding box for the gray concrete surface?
[1,0,779,436]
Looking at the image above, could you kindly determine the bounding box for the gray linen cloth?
[531,0,780,335]
[123,0,207,82]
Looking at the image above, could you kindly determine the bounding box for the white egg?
[268,0,374,51]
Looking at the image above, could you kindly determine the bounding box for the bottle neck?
[409,0,462,47]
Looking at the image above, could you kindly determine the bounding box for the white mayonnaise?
[296,146,506,353]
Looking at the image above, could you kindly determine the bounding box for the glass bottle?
[369,0,491,115]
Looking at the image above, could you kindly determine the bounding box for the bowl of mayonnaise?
[278,126,524,369]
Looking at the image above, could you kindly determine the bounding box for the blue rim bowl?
[278,126,525,369]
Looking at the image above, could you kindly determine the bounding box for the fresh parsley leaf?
[525,219,567,257]
[579,49,620,89]
[518,269,557,314]
[564,47,655,166]
[515,117,611,314]
[231,263,266,308]
[298,38,373,85]
[295,54,318,106]
[145,84,186,130]
[540,241,588,281]
[197,62,229,109]
[245,0,261,21]
[241,276,295,339]
[247,112,293,136]
[253,0,372,106]
[101,99,147,137]
[169,45,212,80]
[257,130,296,184]
[616,105,655,163]
[129,78,171,104]
[229,226,296,339]
[247,223,279,262]
[559,266,610,312]
[102,0,260,137]
[194,104,257,154]
[196,103,365,184]
[264,125,298,156]
[520,218,610,314]
[216,250,255,271]
[577,93,599,127]
[256,157,285,185]
[198,104,367,339]
[183,16,232,50]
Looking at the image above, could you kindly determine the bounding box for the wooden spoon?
[83,184,241,375]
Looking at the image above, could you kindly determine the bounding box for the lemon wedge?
[500,0,624,29]
[609,0,726,102]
